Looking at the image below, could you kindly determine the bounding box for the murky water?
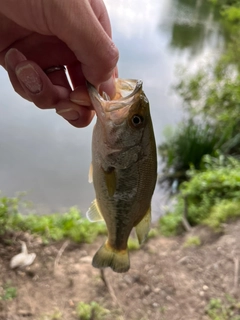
[0,0,226,218]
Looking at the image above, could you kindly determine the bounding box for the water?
[0,0,226,218]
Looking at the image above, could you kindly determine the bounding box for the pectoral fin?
[103,167,116,197]
[88,163,93,183]
[135,208,151,244]
[86,199,103,222]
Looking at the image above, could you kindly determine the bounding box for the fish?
[86,78,157,273]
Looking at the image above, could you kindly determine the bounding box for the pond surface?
[0,0,226,218]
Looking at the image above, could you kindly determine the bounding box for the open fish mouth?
[87,79,143,121]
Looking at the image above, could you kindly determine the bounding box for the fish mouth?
[87,79,143,123]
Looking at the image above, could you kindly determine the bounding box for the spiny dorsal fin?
[88,163,93,183]
[86,199,104,222]
[135,207,151,245]
[103,167,116,197]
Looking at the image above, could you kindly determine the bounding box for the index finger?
[48,0,119,87]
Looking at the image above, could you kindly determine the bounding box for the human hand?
[0,0,119,127]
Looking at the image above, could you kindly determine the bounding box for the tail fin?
[92,242,130,273]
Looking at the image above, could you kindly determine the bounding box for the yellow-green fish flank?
[87,79,157,273]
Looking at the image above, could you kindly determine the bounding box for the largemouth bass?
[87,79,157,273]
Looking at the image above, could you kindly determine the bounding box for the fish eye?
[131,114,144,126]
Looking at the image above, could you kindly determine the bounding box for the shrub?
[158,120,228,190]
[159,156,240,235]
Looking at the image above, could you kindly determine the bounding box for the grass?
[76,301,109,320]
[206,295,240,320]
[0,282,17,300]
[183,235,201,247]
[39,309,62,320]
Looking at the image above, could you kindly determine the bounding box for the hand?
[0,0,119,127]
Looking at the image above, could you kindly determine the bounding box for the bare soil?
[1,220,240,320]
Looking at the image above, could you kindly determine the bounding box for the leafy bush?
[158,120,228,189]
[179,160,240,224]
[159,156,240,235]
[7,207,107,243]
[0,193,21,235]
[0,192,107,243]
[159,211,183,236]
[204,199,240,229]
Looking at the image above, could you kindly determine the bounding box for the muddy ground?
[1,220,240,320]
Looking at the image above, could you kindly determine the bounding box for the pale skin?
[0,0,119,127]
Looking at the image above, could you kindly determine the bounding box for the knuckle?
[106,42,119,70]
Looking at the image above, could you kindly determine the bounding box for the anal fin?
[135,207,151,245]
[86,199,103,222]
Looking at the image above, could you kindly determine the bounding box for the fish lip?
[86,79,143,113]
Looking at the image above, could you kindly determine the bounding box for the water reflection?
[0,0,227,218]
[160,0,226,56]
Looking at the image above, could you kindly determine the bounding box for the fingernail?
[70,86,91,106]
[5,48,26,70]
[70,99,91,106]
[100,76,116,99]
[16,64,42,94]
[56,108,80,121]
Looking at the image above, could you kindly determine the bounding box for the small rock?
[79,256,92,264]
[153,287,161,293]
[143,285,151,295]
[123,275,133,285]
[203,285,208,291]
[69,299,74,307]
[18,309,33,316]
[199,291,205,297]
[152,302,159,308]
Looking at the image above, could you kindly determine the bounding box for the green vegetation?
[183,235,201,247]
[11,208,107,244]
[0,193,159,247]
[1,199,107,244]
[0,190,107,244]
[204,200,240,230]
[0,282,17,301]
[157,0,240,235]
[39,309,62,320]
[158,120,226,188]
[76,301,109,320]
[0,193,21,235]
[159,211,183,236]
[159,155,240,236]
[206,295,240,320]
